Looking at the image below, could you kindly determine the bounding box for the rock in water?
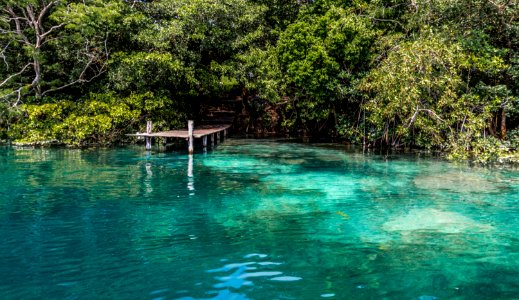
[413,172,498,193]
[382,208,493,234]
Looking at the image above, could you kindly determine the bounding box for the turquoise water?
[0,140,518,300]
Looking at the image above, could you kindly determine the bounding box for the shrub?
[10,92,186,146]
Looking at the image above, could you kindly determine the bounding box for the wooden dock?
[128,121,231,153]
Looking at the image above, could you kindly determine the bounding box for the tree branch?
[7,16,29,22]
[0,41,11,70]
[41,23,65,39]
[1,86,26,107]
[12,86,24,107]
[407,105,420,128]
[26,5,36,27]
[42,35,109,96]
[419,108,444,122]
[0,63,32,87]
[40,35,63,46]
[38,1,58,24]
[0,28,18,35]
[40,64,107,96]
[407,107,444,128]
[6,7,31,45]
[38,1,59,36]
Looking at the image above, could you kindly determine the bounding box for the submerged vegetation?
[0,0,518,161]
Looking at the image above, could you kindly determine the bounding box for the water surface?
[0,140,518,299]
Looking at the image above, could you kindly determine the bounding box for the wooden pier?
[128,120,231,153]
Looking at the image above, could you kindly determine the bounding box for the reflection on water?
[179,254,299,300]
[188,154,195,195]
[0,141,518,299]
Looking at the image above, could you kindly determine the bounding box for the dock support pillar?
[146,121,152,150]
[224,129,227,140]
[217,132,221,143]
[202,135,207,151]
[212,133,216,147]
[188,120,194,154]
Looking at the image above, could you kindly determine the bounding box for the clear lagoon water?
[0,139,518,299]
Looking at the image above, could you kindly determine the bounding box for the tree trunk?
[488,118,497,137]
[32,58,42,98]
[501,107,507,139]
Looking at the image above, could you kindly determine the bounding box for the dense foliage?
[1,0,517,161]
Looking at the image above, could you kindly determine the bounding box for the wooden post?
[217,132,221,143]
[202,135,207,151]
[224,129,227,139]
[211,133,215,148]
[188,120,194,154]
[146,121,152,150]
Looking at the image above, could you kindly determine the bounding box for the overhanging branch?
[41,34,110,97]
[407,107,444,128]
[0,63,32,87]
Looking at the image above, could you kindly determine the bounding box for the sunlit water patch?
[0,141,518,299]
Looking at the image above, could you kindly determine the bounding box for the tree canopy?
[0,0,517,161]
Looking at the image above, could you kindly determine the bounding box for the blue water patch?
[0,141,518,299]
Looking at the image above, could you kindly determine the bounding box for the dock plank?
[128,124,231,139]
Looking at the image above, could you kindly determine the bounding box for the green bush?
[509,128,519,149]
[447,132,515,164]
[10,92,186,146]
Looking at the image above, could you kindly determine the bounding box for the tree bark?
[32,57,42,98]
[488,118,497,137]
[501,107,507,139]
